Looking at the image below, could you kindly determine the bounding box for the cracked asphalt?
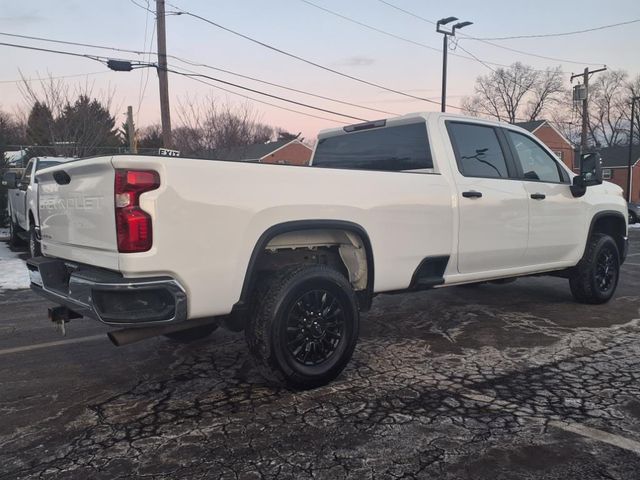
[2,233,640,479]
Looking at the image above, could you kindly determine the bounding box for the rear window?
[36,160,61,171]
[313,122,433,171]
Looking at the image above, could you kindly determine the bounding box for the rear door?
[446,121,529,274]
[504,129,585,264]
[37,157,119,269]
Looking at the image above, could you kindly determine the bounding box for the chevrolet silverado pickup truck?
[2,156,75,257]
[25,113,627,389]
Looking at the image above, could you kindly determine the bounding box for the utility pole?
[571,66,607,154]
[126,106,137,154]
[156,0,172,148]
[627,96,640,203]
[436,17,473,113]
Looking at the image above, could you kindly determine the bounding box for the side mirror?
[571,152,603,198]
[1,172,18,189]
[579,152,603,186]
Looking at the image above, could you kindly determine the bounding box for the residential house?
[515,120,575,170]
[597,145,640,203]
[212,138,312,165]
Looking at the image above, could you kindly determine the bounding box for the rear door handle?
[462,191,483,198]
[530,193,546,200]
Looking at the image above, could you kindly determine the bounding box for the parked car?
[2,156,76,256]
[26,113,627,389]
[628,202,639,224]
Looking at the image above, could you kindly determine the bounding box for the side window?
[447,123,509,178]
[21,160,34,185]
[507,131,564,183]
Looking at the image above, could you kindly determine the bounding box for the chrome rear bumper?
[27,257,187,327]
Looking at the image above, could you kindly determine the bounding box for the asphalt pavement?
[1,233,640,479]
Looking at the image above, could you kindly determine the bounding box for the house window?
[553,150,563,160]
[602,168,612,180]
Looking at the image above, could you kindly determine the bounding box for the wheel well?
[591,213,626,256]
[236,222,374,315]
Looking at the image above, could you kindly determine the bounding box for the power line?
[0,41,109,64]
[166,67,368,122]
[0,30,397,116]
[171,58,397,116]
[166,2,445,107]
[0,71,105,84]
[0,39,372,123]
[472,18,640,41]
[170,66,352,125]
[374,0,605,67]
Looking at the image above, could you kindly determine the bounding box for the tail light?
[114,169,160,252]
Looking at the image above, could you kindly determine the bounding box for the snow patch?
[628,223,640,229]
[0,241,30,290]
[0,228,8,240]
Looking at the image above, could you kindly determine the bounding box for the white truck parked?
[21,113,627,388]
[3,156,75,257]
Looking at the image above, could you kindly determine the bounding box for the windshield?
[36,160,61,171]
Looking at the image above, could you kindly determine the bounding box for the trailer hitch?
[48,306,82,336]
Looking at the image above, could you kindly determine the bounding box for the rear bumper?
[27,256,187,327]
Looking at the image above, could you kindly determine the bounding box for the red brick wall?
[605,166,640,203]
[260,142,312,166]
[531,125,575,170]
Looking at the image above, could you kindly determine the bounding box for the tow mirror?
[1,172,17,189]
[571,152,603,197]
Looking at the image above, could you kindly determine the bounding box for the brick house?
[515,120,575,170]
[597,145,640,203]
[212,139,312,165]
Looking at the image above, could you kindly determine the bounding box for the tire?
[245,265,359,390]
[629,210,638,225]
[8,214,22,248]
[569,233,620,304]
[164,324,218,343]
[29,224,41,258]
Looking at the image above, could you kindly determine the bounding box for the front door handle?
[462,191,483,198]
[530,193,546,200]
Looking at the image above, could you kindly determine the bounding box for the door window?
[447,123,509,178]
[507,131,565,183]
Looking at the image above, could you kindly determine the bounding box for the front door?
[447,122,529,274]
[504,129,585,265]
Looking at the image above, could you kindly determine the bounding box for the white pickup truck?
[3,156,75,257]
[25,113,627,389]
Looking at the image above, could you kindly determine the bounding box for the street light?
[627,96,640,203]
[436,17,473,112]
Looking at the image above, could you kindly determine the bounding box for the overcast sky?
[0,0,639,140]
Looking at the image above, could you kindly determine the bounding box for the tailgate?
[37,157,119,270]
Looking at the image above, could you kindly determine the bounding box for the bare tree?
[18,75,121,156]
[625,73,640,145]
[587,70,628,147]
[462,62,566,123]
[175,96,276,156]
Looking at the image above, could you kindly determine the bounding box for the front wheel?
[569,233,620,304]
[29,224,41,258]
[246,265,359,390]
[8,216,22,248]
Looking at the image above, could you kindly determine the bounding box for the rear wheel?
[164,324,218,343]
[629,210,638,225]
[569,233,619,304]
[246,265,359,389]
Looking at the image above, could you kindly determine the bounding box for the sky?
[0,0,639,141]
